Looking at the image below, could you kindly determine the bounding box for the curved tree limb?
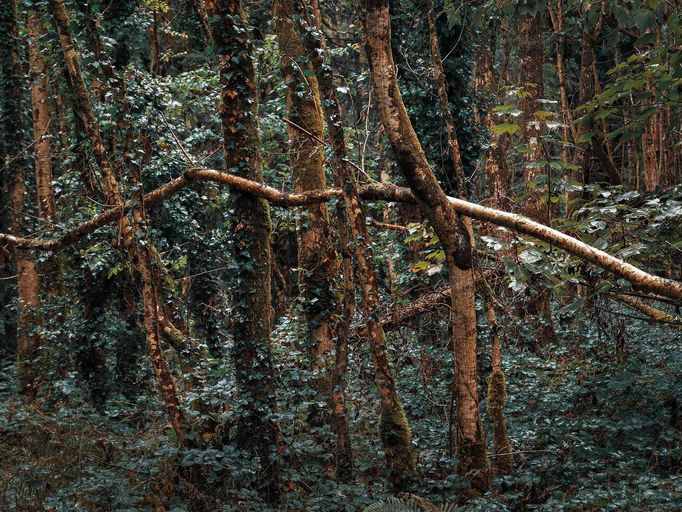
[1,167,681,302]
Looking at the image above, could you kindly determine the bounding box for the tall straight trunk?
[518,12,558,348]
[48,0,186,445]
[204,0,280,502]
[304,0,354,482]
[427,0,512,478]
[362,0,490,491]
[548,0,579,215]
[474,37,511,211]
[1,0,42,397]
[273,0,338,417]
[577,1,620,187]
[27,10,55,221]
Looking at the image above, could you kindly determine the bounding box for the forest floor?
[1,310,681,511]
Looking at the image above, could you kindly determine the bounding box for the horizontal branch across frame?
[1,166,681,302]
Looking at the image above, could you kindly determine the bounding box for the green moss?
[487,369,507,411]
[380,400,416,491]
[487,369,513,473]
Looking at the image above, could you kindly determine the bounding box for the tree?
[0,0,41,397]
[361,0,490,491]
[204,0,281,502]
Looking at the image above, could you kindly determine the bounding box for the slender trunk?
[48,0,186,444]
[482,286,513,473]
[548,0,578,214]
[425,2,494,483]
[304,0,354,481]
[273,0,338,420]
[28,11,55,221]
[1,0,42,397]
[362,0,490,491]
[643,74,659,192]
[519,12,558,348]
[204,0,281,502]
[304,0,414,487]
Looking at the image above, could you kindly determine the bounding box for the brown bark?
[362,0,490,491]
[303,0,414,486]
[204,0,281,501]
[48,0,186,445]
[518,12,559,348]
[1,0,42,397]
[303,0,354,481]
[482,285,513,473]
[27,11,55,221]
[548,0,578,216]
[475,37,511,211]
[273,0,338,415]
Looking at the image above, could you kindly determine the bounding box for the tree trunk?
[475,36,511,211]
[303,0,354,482]
[48,0,186,445]
[518,12,559,348]
[303,0,414,487]
[482,287,513,473]
[204,0,281,502]
[362,0,490,491]
[1,0,42,397]
[273,0,338,422]
[27,10,55,221]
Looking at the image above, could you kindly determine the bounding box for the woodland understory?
[0,0,681,511]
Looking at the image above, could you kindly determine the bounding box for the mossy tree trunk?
[302,0,417,488]
[0,0,42,397]
[301,0,354,482]
[361,0,490,491]
[204,0,281,503]
[273,0,338,423]
[482,287,513,473]
[48,0,186,445]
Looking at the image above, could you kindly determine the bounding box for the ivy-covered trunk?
[1,0,42,397]
[362,0,490,491]
[302,0,417,489]
[204,0,281,502]
[48,0,186,445]
[301,0,355,482]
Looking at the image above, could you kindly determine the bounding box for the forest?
[0,0,681,510]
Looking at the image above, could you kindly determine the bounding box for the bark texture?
[273,0,338,418]
[27,9,55,221]
[205,0,281,502]
[1,0,42,397]
[48,0,186,445]
[302,0,355,481]
[518,12,558,348]
[362,0,490,491]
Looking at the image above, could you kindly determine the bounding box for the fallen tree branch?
[611,293,682,329]
[1,167,681,302]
